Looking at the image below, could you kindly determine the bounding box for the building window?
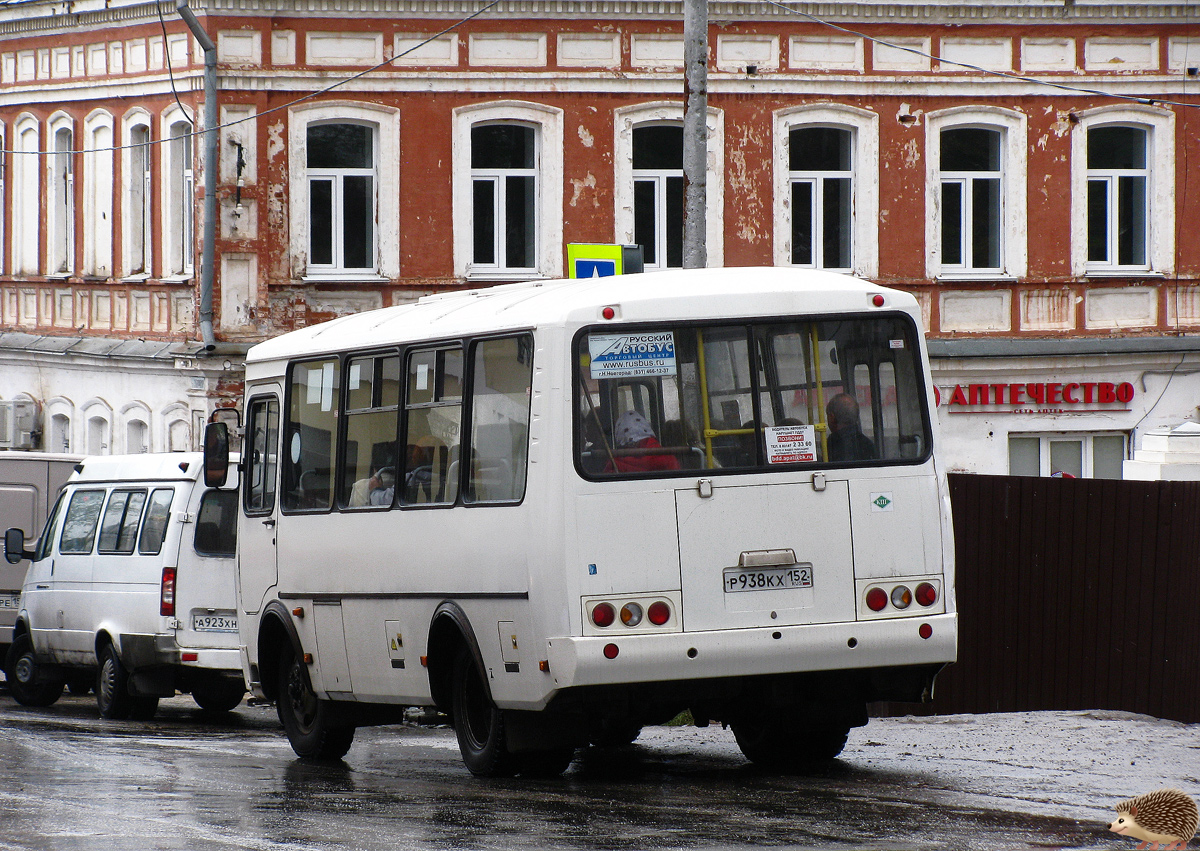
[306,122,376,272]
[83,112,114,278]
[788,126,852,270]
[470,124,537,272]
[12,116,39,276]
[166,119,194,276]
[453,101,563,280]
[1087,126,1148,269]
[126,123,152,276]
[939,128,1001,272]
[49,125,74,275]
[1008,433,1125,479]
[633,124,684,270]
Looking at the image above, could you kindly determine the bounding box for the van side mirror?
[203,422,230,489]
[4,528,32,564]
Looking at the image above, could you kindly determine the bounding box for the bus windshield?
[575,315,931,476]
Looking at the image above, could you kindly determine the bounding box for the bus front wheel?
[5,633,64,707]
[276,645,354,760]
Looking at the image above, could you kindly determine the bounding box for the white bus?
[205,267,957,776]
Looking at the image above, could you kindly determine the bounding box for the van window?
[35,492,67,561]
[97,490,148,554]
[59,489,106,554]
[194,489,237,557]
[138,488,175,555]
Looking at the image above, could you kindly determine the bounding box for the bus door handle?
[262,518,276,528]
[812,472,826,492]
[696,478,713,498]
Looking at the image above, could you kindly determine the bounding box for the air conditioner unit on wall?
[0,400,38,450]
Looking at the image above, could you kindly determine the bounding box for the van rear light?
[915,582,938,607]
[160,567,177,617]
[591,602,615,628]
[647,601,671,626]
[865,587,888,612]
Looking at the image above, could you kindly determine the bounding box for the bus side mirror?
[4,528,31,564]
[203,422,230,489]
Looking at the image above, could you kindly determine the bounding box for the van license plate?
[192,614,238,633]
[0,594,19,610]
[723,565,813,593]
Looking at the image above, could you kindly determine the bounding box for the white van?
[3,452,244,719]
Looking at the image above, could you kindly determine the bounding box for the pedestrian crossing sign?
[567,244,644,278]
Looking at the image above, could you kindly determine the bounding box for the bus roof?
[247,267,920,364]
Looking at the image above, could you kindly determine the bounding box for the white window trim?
[120,401,153,454]
[81,398,113,455]
[45,396,75,453]
[926,106,1027,280]
[121,110,153,279]
[161,107,194,279]
[12,113,40,277]
[1072,106,1173,277]
[47,112,75,278]
[288,101,400,281]
[1009,431,1127,479]
[773,104,878,277]
[83,110,114,279]
[452,101,563,281]
[615,102,724,269]
[0,120,5,275]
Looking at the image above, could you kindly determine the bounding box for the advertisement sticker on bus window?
[588,332,677,379]
[764,424,817,464]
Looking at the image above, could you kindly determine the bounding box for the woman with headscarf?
[604,410,681,474]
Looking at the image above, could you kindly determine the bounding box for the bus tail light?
[647,601,671,626]
[915,582,938,607]
[591,602,616,628]
[865,587,888,612]
[620,603,643,626]
[160,567,177,617]
[890,585,912,609]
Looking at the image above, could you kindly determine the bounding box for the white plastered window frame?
[83,110,114,279]
[161,402,193,452]
[12,113,40,277]
[46,111,75,279]
[81,398,113,455]
[772,104,878,277]
[0,119,7,275]
[925,106,1027,280]
[45,397,75,453]
[288,101,400,281]
[1070,105,1175,278]
[452,101,564,281]
[615,102,724,269]
[120,400,153,453]
[121,110,154,279]
[160,106,195,281]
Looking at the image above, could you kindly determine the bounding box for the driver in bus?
[605,410,681,474]
[825,393,878,463]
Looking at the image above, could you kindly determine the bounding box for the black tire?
[4,633,64,707]
[96,644,159,721]
[276,644,354,760]
[451,648,520,777]
[730,715,849,768]
[192,679,245,713]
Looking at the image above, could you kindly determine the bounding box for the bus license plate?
[723,565,813,593]
[0,594,19,610]
[192,613,238,633]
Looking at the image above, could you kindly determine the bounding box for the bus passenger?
[605,411,681,474]
[825,393,877,463]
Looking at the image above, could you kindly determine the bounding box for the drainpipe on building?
[177,0,218,351]
[682,0,708,270]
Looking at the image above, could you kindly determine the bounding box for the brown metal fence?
[914,474,1200,723]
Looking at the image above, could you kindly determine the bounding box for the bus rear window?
[575,317,931,477]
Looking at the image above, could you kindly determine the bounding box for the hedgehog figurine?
[1109,789,1199,850]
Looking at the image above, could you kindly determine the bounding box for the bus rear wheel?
[451,648,522,777]
[276,644,354,760]
[5,633,64,707]
[730,714,849,768]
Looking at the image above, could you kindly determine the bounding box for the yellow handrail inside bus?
[696,329,715,467]
[811,324,829,461]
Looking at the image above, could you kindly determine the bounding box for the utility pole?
[682,0,708,269]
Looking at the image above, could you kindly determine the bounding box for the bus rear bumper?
[545,613,957,691]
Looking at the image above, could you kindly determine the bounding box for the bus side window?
[245,396,280,514]
[340,353,401,509]
[466,335,533,503]
[403,347,462,506]
[283,359,339,512]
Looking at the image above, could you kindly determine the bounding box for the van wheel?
[451,648,520,777]
[730,713,849,767]
[276,644,354,760]
[96,644,159,721]
[192,679,244,713]
[5,633,64,707]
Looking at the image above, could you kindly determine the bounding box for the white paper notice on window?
[765,424,817,464]
[588,332,677,379]
[416,363,430,392]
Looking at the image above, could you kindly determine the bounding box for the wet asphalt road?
[0,691,1189,851]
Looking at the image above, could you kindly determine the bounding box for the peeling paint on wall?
[577,124,594,147]
[569,172,598,208]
